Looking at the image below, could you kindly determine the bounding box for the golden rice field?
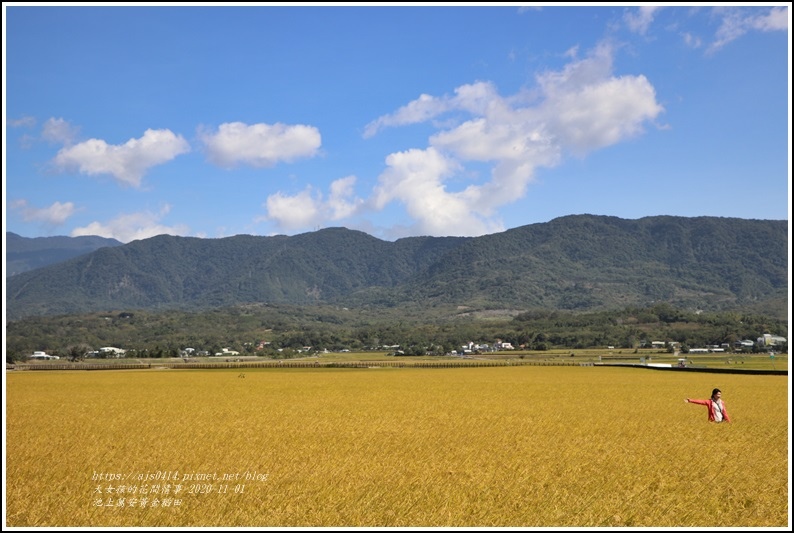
[5,366,790,527]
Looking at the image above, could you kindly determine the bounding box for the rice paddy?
[4,365,789,527]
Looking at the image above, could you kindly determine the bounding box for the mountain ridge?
[5,215,788,321]
[6,232,123,277]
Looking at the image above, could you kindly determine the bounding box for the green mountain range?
[6,231,122,277]
[5,215,788,322]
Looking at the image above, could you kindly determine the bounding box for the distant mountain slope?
[5,216,788,321]
[390,215,788,312]
[5,232,123,277]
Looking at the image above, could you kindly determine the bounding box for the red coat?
[688,398,731,422]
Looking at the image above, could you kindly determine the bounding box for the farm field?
[13,350,788,372]
[5,365,789,527]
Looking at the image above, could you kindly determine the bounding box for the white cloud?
[751,6,788,31]
[42,117,79,145]
[200,122,321,168]
[52,129,190,187]
[7,116,36,128]
[370,147,501,236]
[363,94,450,138]
[70,205,189,243]
[328,176,365,220]
[624,6,662,35]
[709,6,788,53]
[539,73,662,155]
[535,41,615,94]
[11,199,77,226]
[372,148,458,209]
[357,41,663,237]
[363,83,503,139]
[430,115,554,164]
[262,42,662,237]
[262,176,365,232]
[261,187,321,231]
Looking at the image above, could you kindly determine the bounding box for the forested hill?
[5,215,788,321]
[6,232,123,277]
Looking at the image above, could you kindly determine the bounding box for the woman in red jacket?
[685,388,731,423]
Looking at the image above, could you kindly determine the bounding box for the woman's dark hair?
[711,388,721,398]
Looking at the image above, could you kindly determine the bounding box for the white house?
[757,334,787,346]
[99,347,127,358]
[29,351,59,360]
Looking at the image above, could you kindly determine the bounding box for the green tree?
[65,344,90,362]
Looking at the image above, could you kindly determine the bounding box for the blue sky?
[3,4,791,243]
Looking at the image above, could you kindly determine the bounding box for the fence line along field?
[5,366,789,527]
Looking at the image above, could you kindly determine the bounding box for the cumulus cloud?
[261,188,321,231]
[327,176,365,220]
[537,75,662,154]
[371,147,503,236]
[200,121,321,168]
[10,199,77,226]
[52,129,190,187]
[709,6,788,53]
[356,42,662,237]
[70,205,189,243]
[42,117,80,145]
[624,6,662,35]
[261,176,365,232]
[260,42,663,238]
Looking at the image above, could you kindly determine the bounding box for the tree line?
[5,303,787,362]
